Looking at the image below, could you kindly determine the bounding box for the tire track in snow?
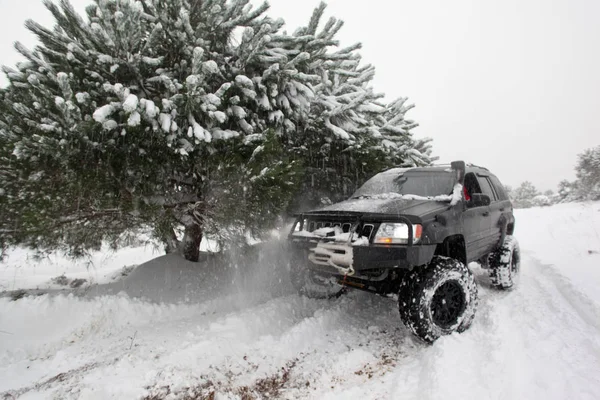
[524,254,600,333]
[401,253,600,400]
[362,254,600,400]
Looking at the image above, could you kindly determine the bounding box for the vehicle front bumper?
[289,238,437,273]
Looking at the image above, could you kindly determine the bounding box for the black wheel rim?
[430,280,466,329]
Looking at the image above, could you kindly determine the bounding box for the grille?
[304,219,375,240]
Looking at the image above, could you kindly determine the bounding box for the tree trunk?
[182,224,203,262]
[163,228,180,254]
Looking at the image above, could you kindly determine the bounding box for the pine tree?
[0,0,432,261]
[575,145,600,200]
[557,180,573,202]
[276,3,433,209]
[0,0,315,260]
[512,181,539,209]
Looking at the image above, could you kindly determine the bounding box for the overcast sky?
[1,0,598,191]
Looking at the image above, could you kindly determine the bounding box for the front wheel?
[398,256,478,343]
[488,235,520,290]
[289,256,345,299]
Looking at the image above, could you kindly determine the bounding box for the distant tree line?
[508,145,600,208]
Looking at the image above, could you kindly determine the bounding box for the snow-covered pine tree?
[0,0,314,260]
[272,3,433,209]
[0,0,432,261]
[512,181,539,208]
[574,145,600,200]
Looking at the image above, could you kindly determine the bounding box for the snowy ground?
[1,202,600,399]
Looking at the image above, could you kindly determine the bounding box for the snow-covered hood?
[310,196,450,218]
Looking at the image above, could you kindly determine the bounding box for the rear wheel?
[488,235,520,289]
[398,256,478,343]
[289,255,345,299]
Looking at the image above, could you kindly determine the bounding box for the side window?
[477,176,497,201]
[464,173,481,197]
[489,175,509,201]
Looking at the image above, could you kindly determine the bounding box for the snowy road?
[1,202,600,399]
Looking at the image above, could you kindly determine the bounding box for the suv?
[288,161,519,342]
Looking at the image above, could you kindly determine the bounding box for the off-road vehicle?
[288,161,519,342]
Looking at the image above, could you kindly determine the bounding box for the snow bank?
[0,244,160,291]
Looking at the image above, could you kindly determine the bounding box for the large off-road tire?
[289,255,345,299]
[398,256,478,343]
[488,235,520,290]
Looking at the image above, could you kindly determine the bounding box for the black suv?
[288,161,519,342]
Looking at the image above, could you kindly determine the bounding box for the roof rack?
[465,163,489,171]
[432,161,489,171]
[383,161,489,172]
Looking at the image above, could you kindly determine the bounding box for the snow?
[75,92,89,104]
[212,129,239,141]
[27,74,39,86]
[141,99,158,118]
[234,75,254,88]
[185,75,199,87]
[192,122,205,141]
[205,93,221,106]
[0,244,160,292]
[158,113,172,133]
[39,124,56,132]
[141,56,163,67]
[325,117,350,140]
[97,54,114,64]
[102,120,118,131]
[212,110,227,123]
[122,94,139,113]
[93,104,115,123]
[229,105,246,119]
[355,191,453,202]
[1,202,600,399]
[202,60,219,75]
[256,93,271,110]
[127,111,141,127]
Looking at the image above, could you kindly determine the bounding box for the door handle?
[482,211,490,216]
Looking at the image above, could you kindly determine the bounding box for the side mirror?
[470,193,491,207]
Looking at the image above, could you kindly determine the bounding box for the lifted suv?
[288,161,519,342]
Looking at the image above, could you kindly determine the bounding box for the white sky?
[1,0,598,191]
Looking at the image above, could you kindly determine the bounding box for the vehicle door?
[462,172,492,262]
[489,174,514,243]
[476,173,502,253]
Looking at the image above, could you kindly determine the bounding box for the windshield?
[352,171,456,198]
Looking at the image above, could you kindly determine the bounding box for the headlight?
[373,223,422,244]
[293,219,307,232]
